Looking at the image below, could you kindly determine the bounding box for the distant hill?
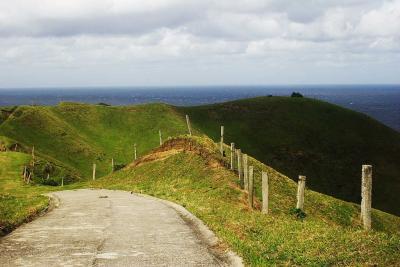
[179,96,400,216]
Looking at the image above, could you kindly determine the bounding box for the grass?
[0,152,82,235]
[0,102,191,178]
[179,96,400,216]
[90,136,400,266]
[1,99,400,264]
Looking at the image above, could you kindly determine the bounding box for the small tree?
[291,92,303,98]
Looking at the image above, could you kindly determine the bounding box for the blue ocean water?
[0,85,399,132]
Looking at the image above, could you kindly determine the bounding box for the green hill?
[0,102,190,178]
[179,97,400,216]
[1,98,400,217]
[0,98,399,264]
[91,136,400,266]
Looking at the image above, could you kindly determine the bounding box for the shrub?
[291,92,303,98]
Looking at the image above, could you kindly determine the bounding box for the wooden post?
[111,158,114,172]
[61,177,64,187]
[47,173,50,180]
[248,166,254,208]
[220,126,224,155]
[185,115,192,136]
[134,143,137,160]
[15,143,18,151]
[296,175,306,210]
[23,166,27,181]
[92,163,96,181]
[159,130,163,145]
[243,154,248,190]
[361,165,372,230]
[237,149,243,186]
[230,143,235,170]
[27,172,31,184]
[262,171,269,214]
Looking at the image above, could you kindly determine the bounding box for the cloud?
[0,0,399,86]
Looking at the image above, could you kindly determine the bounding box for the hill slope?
[179,97,400,216]
[0,102,190,178]
[91,136,400,266]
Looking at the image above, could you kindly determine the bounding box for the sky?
[0,0,399,88]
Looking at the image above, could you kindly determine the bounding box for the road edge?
[131,192,244,267]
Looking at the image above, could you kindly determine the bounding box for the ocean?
[0,85,399,132]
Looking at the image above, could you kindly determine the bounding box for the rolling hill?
[179,96,400,216]
[1,97,400,216]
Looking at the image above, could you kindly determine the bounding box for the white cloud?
[0,0,399,86]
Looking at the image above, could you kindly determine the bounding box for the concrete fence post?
[92,163,96,181]
[159,130,163,145]
[134,143,137,160]
[220,126,224,155]
[296,175,306,210]
[243,154,248,191]
[230,143,235,170]
[61,176,64,187]
[185,115,192,136]
[248,166,254,208]
[111,158,114,172]
[237,149,243,186]
[262,171,269,214]
[361,165,372,230]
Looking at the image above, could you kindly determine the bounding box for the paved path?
[0,189,223,266]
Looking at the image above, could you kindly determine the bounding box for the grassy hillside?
[91,136,400,266]
[0,102,191,178]
[0,152,49,235]
[179,96,400,216]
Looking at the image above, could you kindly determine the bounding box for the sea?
[0,85,399,132]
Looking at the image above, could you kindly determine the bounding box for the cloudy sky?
[0,0,399,87]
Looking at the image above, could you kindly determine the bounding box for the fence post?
[361,165,372,230]
[296,175,306,210]
[185,115,192,136]
[92,163,96,181]
[230,143,235,170]
[111,158,114,172]
[159,130,163,145]
[243,154,249,190]
[262,171,269,214]
[237,149,243,186]
[243,154,248,190]
[220,126,224,155]
[23,166,27,181]
[134,143,137,160]
[248,166,254,208]
[61,176,64,187]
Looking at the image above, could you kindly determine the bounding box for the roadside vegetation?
[91,136,400,265]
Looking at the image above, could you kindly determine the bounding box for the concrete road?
[0,189,223,266]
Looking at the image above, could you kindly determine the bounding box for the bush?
[291,92,303,98]
[289,208,307,220]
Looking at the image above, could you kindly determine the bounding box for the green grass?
[0,152,48,235]
[0,152,83,235]
[179,96,400,216]
[91,136,400,266]
[1,99,400,264]
[0,102,191,178]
